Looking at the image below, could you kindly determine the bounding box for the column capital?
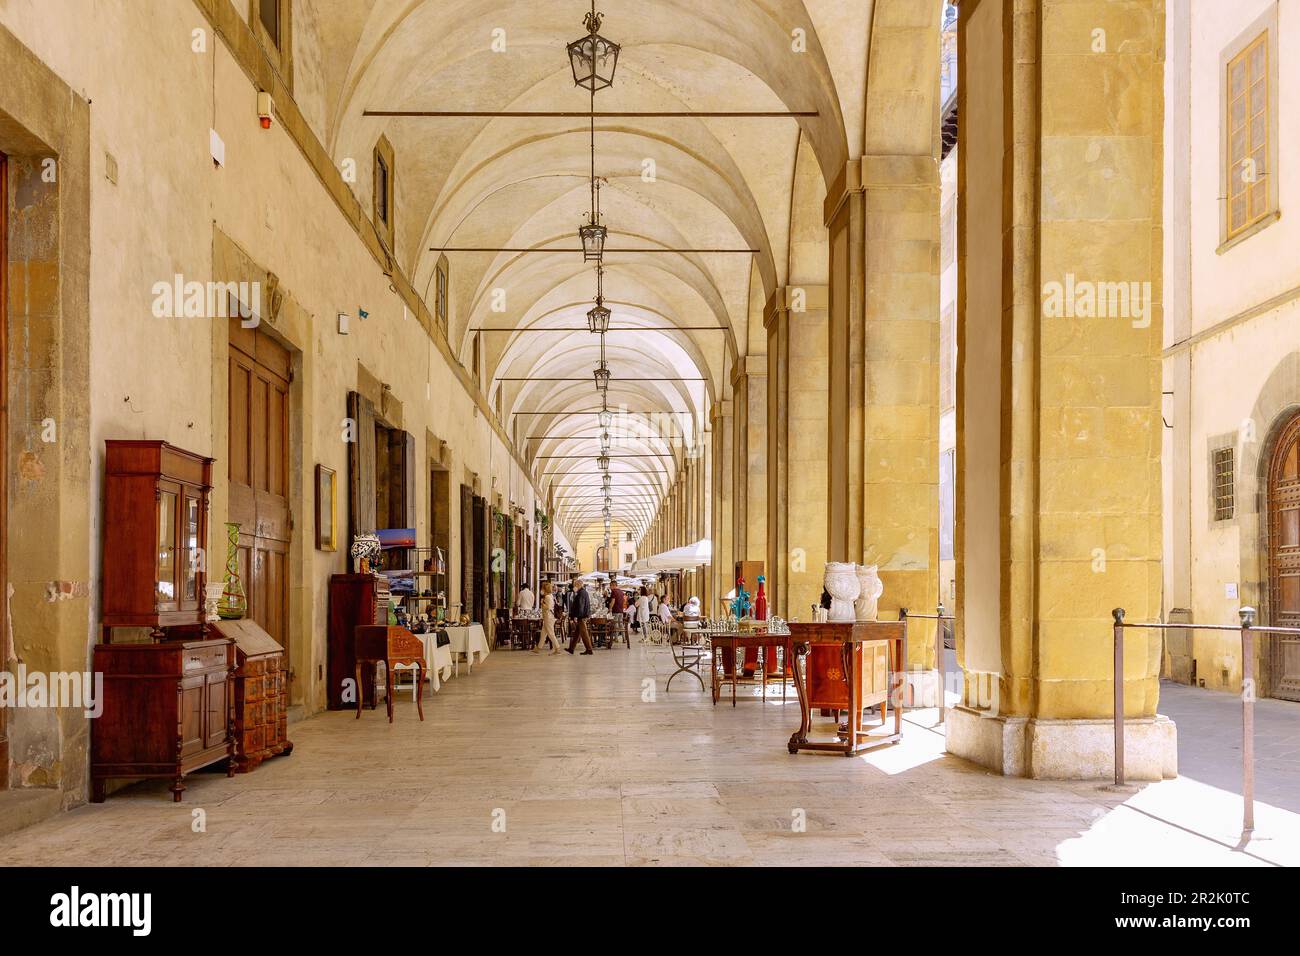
[729,354,768,389]
[765,285,829,329]
[709,399,733,426]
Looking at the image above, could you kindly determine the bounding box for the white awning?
[631,539,712,572]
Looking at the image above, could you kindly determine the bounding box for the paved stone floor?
[1157,679,1300,814]
[0,646,1296,866]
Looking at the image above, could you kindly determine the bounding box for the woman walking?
[534,580,562,654]
[634,587,651,636]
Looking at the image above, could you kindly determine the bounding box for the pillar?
[710,400,735,616]
[947,0,1173,780]
[731,357,768,571]
[767,287,829,621]
[826,7,942,693]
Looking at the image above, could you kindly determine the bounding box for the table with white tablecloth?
[415,633,456,692]
[441,623,490,672]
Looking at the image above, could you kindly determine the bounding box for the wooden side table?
[787,621,905,756]
[354,625,426,722]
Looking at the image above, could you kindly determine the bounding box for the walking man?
[565,578,594,655]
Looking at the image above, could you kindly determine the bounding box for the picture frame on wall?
[315,464,336,551]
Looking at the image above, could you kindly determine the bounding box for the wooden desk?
[708,633,792,707]
[787,621,905,756]
[354,625,426,722]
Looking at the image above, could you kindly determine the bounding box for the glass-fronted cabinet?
[102,441,214,642]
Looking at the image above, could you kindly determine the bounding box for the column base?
[945,707,1177,781]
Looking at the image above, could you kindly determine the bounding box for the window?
[1220,10,1278,248]
[435,257,449,332]
[472,332,481,385]
[259,0,280,47]
[1213,447,1235,521]
[375,154,389,225]
[372,136,395,251]
[250,1,292,90]
[1226,34,1268,238]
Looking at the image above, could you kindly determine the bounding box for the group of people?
[513,578,704,656]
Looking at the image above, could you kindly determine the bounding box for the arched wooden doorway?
[1267,409,1300,701]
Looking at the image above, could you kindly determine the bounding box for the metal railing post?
[1111,607,1125,786]
[1240,606,1256,835]
[936,603,947,723]
[898,607,909,710]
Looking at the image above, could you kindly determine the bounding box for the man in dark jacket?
[565,579,594,654]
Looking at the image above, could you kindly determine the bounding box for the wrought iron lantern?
[598,453,610,472]
[598,407,613,429]
[567,9,620,93]
[587,299,611,334]
[579,221,607,263]
[593,362,611,391]
[602,474,612,491]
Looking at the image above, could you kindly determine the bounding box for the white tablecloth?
[416,634,455,692]
[443,623,490,671]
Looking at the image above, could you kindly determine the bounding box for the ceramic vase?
[853,564,884,621]
[217,521,247,620]
[823,562,860,623]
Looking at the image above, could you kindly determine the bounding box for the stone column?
[947,0,1173,780]
[825,157,941,688]
[767,287,829,621]
[710,400,735,615]
[731,357,768,571]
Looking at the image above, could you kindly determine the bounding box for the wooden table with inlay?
[354,625,426,722]
[786,621,905,756]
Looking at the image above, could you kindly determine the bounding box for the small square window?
[1213,447,1235,521]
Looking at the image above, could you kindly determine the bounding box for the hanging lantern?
[587,300,611,334]
[567,11,621,93]
[593,363,611,391]
[598,454,610,472]
[598,408,613,429]
[602,474,612,491]
[579,221,608,263]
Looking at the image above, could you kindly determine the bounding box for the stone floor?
[1157,679,1300,814]
[1,645,1296,866]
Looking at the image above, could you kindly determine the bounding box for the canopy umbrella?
[631,539,711,572]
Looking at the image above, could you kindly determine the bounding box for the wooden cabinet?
[102,440,214,641]
[806,640,891,714]
[327,573,390,709]
[213,619,294,771]
[91,639,234,802]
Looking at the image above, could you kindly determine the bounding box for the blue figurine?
[730,578,752,619]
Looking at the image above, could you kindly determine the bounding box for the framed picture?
[315,464,336,551]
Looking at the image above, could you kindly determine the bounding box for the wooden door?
[1267,411,1300,701]
[0,152,8,784]
[460,485,474,618]
[229,323,292,658]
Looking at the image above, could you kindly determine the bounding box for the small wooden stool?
[354,625,426,722]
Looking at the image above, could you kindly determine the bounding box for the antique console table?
[787,621,905,756]
[709,632,792,707]
[354,625,426,722]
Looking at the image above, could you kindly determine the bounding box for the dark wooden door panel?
[1268,411,1300,701]
[229,324,292,661]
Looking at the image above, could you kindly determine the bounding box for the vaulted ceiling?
[298,0,886,546]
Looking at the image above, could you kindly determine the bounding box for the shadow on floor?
[1158,679,1300,814]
